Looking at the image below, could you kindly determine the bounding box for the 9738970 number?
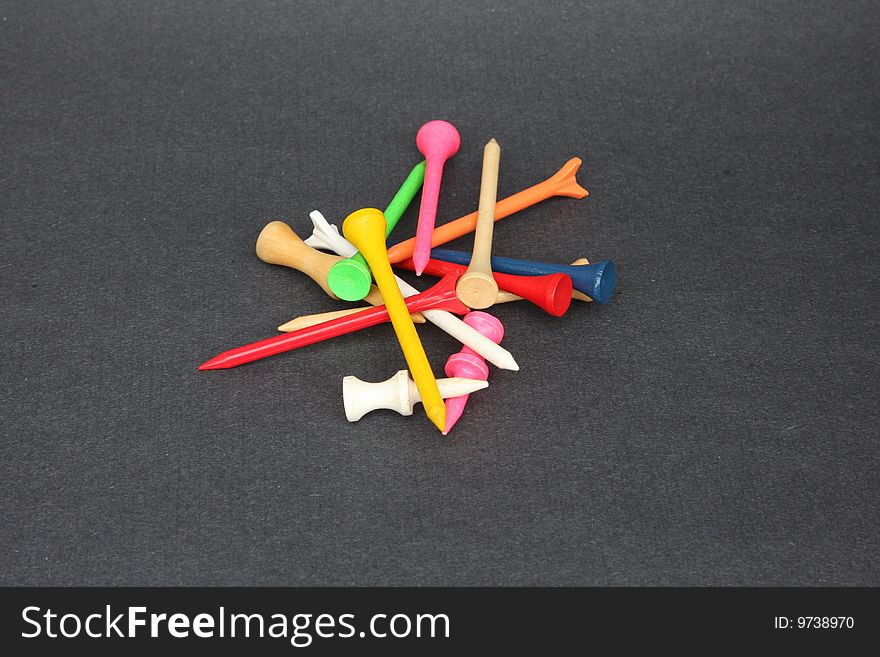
[774,616,854,629]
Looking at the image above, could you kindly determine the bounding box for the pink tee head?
[442,311,504,435]
[413,120,460,275]
[416,120,461,161]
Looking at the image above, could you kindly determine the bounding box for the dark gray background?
[1,0,878,585]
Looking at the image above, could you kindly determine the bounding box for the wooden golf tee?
[443,312,504,435]
[257,221,343,298]
[456,138,501,309]
[256,221,422,320]
[343,370,489,422]
[343,208,447,432]
[386,157,589,264]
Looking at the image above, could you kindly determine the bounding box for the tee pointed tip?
[427,404,447,433]
[500,353,520,372]
[443,397,467,434]
[412,250,429,276]
[277,320,297,332]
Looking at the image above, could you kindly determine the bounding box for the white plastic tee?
[343,369,489,422]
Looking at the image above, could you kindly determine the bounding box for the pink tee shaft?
[413,159,444,275]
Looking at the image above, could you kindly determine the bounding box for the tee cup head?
[541,273,574,317]
[342,208,388,258]
[416,120,461,161]
[568,259,616,304]
[591,260,616,304]
[456,271,499,310]
[327,257,373,302]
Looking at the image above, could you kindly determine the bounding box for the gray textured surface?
[1,0,878,585]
